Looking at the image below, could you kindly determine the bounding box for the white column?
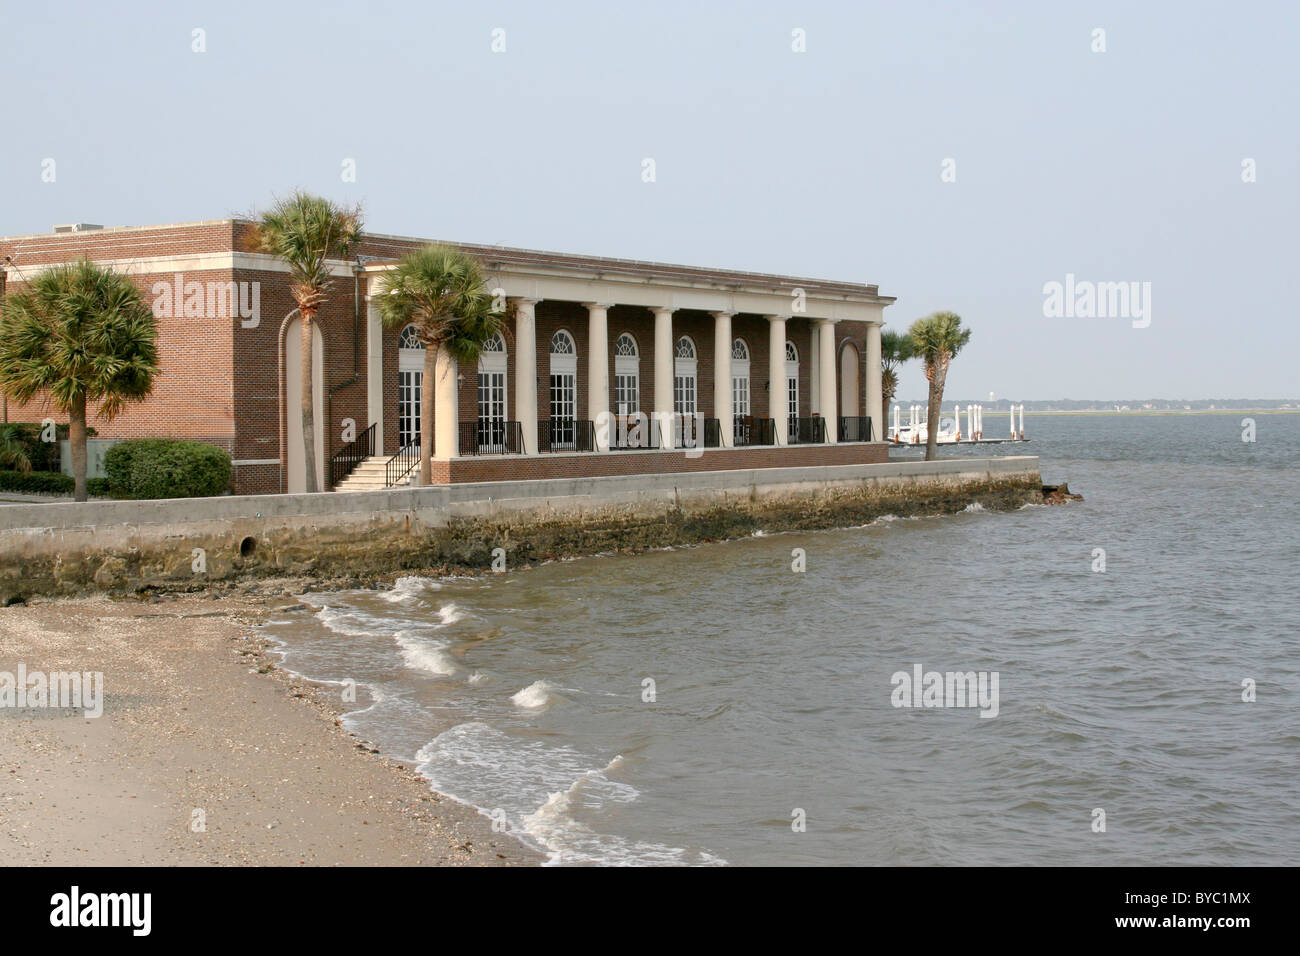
[585,302,612,451]
[767,315,788,445]
[433,344,458,460]
[817,319,837,443]
[809,322,820,416]
[713,311,734,448]
[653,307,675,449]
[365,278,385,456]
[865,321,883,442]
[513,298,538,454]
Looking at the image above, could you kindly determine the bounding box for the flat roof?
[1,218,892,302]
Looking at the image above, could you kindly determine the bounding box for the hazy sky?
[3,1,1296,400]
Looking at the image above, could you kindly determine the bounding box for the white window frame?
[477,332,508,451]
[549,329,578,448]
[613,332,640,417]
[398,325,425,449]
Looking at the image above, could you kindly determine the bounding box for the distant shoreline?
[894,408,1299,417]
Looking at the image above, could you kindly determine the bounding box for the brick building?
[0,220,894,494]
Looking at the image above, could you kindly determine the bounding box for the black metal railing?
[703,418,722,449]
[610,414,661,450]
[385,441,420,487]
[674,414,702,450]
[789,417,828,444]
[538,419,594,453]
[734,416,775,447]
[329,422,375,489]
[459,420,523,456]
[838,416,873,442]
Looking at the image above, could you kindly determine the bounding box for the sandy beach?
[0,589,541,866]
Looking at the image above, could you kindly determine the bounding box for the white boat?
[888,403,1026,444]
[889,416,958,444]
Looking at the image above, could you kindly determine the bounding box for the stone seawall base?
[0,458,1041,602]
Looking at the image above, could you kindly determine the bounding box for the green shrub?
[103,439,232,499]
[0,469,74,494]
[87,477,113,497]
[0,422,98,473]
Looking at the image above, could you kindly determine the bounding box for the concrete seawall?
[0,456,1041,601]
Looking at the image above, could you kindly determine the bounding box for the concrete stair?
[332,456,414,492]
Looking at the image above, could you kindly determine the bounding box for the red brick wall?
[436,441,888,483]
[0,265,237,452]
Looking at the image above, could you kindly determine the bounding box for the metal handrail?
[384,440,420,486]
[329,422,375,488]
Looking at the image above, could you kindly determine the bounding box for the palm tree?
[0,259,158,500]
[251,192,363,493]
[880,327,914,412]
[376,245,505,485]
[0,424,33,473]
[908,311,972,461]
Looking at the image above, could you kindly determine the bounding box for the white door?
[550,330,578,449]
[674,336,698,446]
[398,325,424,449]
[477,332,508,451]
[613,332,640,448]
[732,338,750,444]
[785,340,799,438]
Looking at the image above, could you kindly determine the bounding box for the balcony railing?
[610,414,661,450]
[789,417,828,444]
[538,419,594,453]
[459,420,523,456]
[329,422,375,489]
[703,418,722,449]
[385,441,420,487]
[734,416,776,447]
[837,415,873,442]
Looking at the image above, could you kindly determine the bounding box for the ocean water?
[264,413,1300,865]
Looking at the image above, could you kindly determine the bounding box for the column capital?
[813,316,838,326]
[511,296,540,307]
[652,305,676,316]
[581,301,615,311]
[764,313,791,323]
[710,310,736,319]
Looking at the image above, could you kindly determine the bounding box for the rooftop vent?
[52,223,104,233]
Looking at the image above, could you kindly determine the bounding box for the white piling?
[1010,404,1016,438]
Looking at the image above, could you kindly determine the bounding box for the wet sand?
[0,591,541,866]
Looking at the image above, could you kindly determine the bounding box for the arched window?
[398,325,424,350]
[675,336,697,360]
[613,333,640,419]
[549,330,578,448]
[614,333,638,358]
[397,325,425,448]
[731,338,751,442]
[550,330,576,357]
[785,341,798,363]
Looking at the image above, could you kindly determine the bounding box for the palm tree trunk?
[419,338,436,485]
[70,395,88,502]
[301,312,317,494]
[924,358,948,462]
